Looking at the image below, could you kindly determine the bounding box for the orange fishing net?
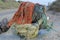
[8,2,35,27]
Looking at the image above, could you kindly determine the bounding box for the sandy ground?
[0,10,60,40]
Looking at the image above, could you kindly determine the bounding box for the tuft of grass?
[0,0,20,10]
[48,0,60,12]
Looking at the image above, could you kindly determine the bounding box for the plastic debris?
[38,29,48,35]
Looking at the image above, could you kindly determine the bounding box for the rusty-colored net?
[8,2,35,27]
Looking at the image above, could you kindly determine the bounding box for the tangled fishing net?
[0,2,53,39]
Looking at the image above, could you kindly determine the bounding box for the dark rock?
[0,18,9,33]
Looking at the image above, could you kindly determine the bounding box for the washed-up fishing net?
[7,2,50,39]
